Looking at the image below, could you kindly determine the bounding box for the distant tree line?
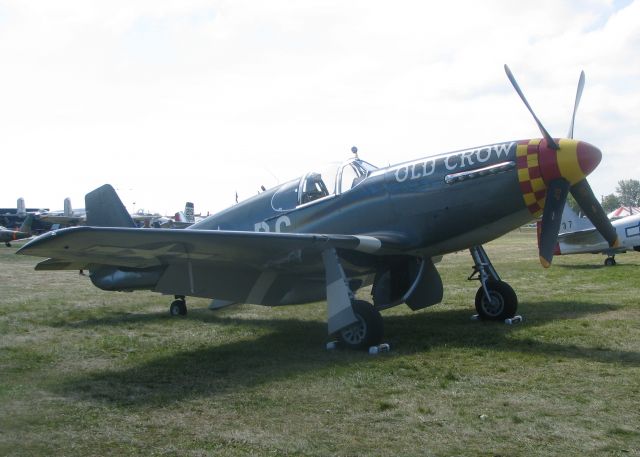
[567,178,640,214]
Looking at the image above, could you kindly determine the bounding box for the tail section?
[63,198,73,217]
[173,202,195,227]
[18,214,33,234]
[560,203,592,234]
[17,197,25,217]
[185,202,195,223]
[85,184,135,228]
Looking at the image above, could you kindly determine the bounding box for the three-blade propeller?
[504,65,619,267]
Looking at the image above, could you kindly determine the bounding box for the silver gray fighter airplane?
[17,66,620,349]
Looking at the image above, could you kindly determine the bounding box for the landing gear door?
[405,258,444,311]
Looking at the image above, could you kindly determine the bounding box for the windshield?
[271,178,301,211]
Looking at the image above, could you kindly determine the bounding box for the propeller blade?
[539,178,570,268]
[570,179,620,247]
[567,71,585,139]
[504,64,559,150]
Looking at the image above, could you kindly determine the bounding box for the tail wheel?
[475,280,517,321]
[169,299,187,316]
[339,300,384,350]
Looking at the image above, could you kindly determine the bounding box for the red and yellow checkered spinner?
[516,138,601,217]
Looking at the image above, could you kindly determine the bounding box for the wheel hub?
[481,291,504,317]
[340,315,367,345]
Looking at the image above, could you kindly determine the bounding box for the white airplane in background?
[38,198,86,227]
[133,203,199,228]
[171,202,206,228]
[552,204,640,266]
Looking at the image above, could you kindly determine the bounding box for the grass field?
[1,230,639,456]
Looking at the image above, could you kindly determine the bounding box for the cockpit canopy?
[271,158,377,212]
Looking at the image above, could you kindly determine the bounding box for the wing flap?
[35,258,91,271]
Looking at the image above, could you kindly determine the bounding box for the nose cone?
[576,141,602,177]
[539,139,603,185]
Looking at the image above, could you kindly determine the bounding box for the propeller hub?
[538,138,601,186]
[516,138,603,217]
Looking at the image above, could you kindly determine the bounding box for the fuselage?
[82,136,602,306]
[0,227,30,243]
[192,137,599,259]
[558,213,640,255]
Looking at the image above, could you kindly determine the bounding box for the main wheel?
[474,280,517,321]
[338,300,384,350]
[169,299,187,316]
[604,257,616,266]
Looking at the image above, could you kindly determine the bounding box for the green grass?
[1,230,639,456]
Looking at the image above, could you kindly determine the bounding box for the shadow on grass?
[49,311,173,328]
[56,300,640,407]
[555,262,640,270]
[555,264,607,270]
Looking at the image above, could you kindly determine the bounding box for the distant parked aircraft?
[552,204,640,266]
[0,214,34,247]
[171,202,206,228]
[0,198,50,234]
[38,198,86,227]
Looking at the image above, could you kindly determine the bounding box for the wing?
[16,226,403,271]
[557,227,602,245]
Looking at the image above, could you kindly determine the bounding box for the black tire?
[474,280,517,321]
[604,257,616,266]
[169,299,187,316]
[338,300,384,350]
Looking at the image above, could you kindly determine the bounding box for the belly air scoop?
[90,266,166,292]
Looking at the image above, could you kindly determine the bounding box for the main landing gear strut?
[468,246,518,320]
[322,248,384,350]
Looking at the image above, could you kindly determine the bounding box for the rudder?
[85,184,136,228]
[18,214,34,233]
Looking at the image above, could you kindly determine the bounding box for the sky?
[0,0,638,216]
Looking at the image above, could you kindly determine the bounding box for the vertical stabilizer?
[185,202,195,223]
[64,198,72,217]
[85,185,135,228]
[19,214,33,234]
[17,198,25,217]
[560,203,593,234]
